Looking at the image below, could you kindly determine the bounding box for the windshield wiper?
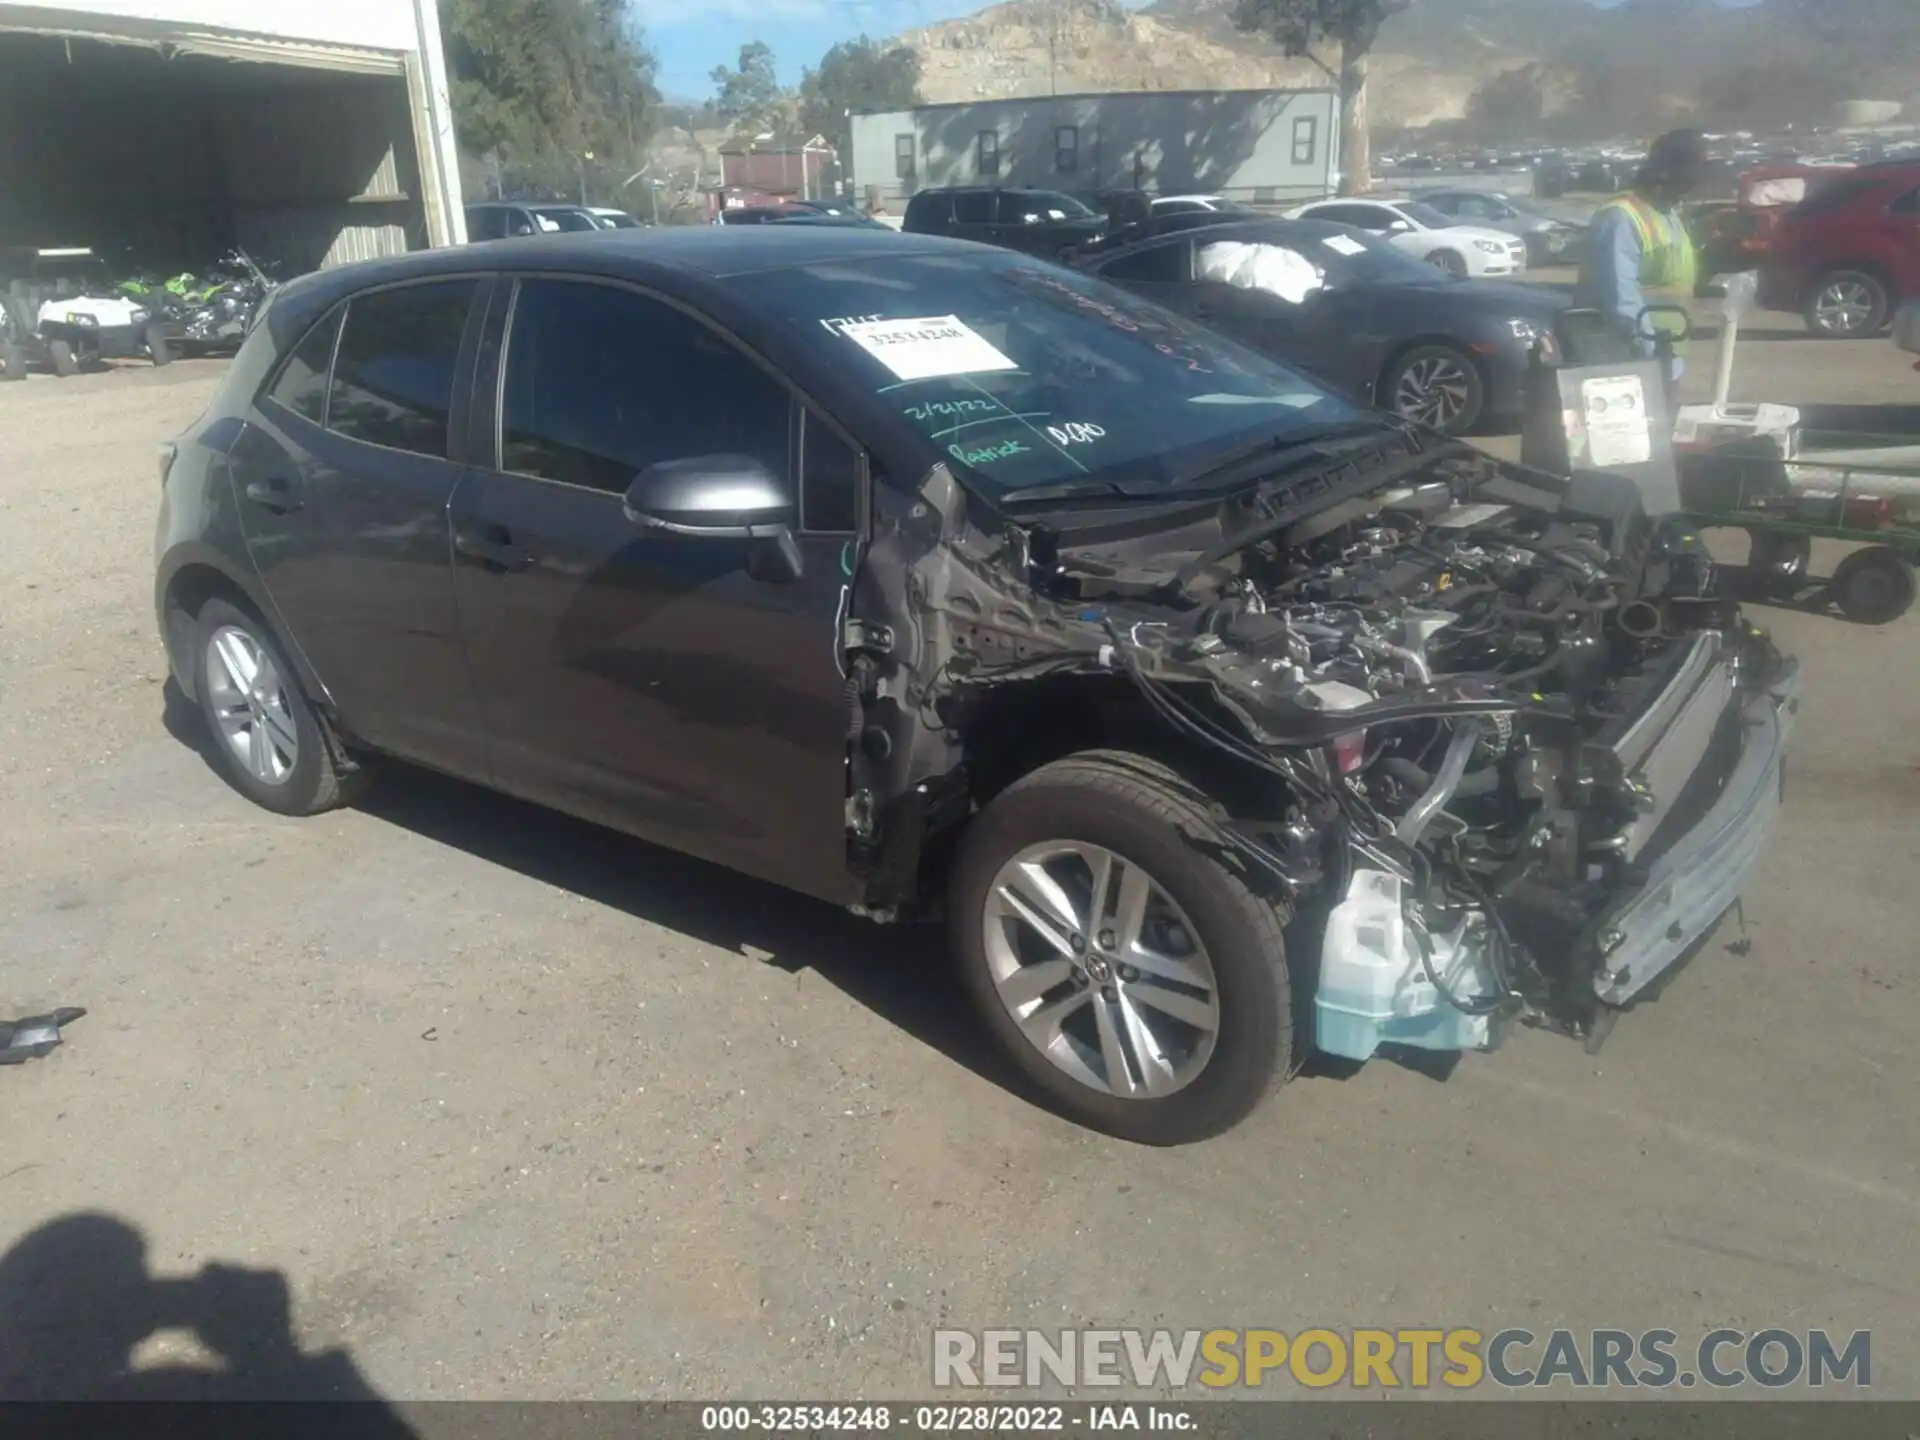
[997,478,1131,505]
[1167,415,1421,495]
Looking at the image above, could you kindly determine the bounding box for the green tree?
[798,37,922,158]
[711,41,784,135]
[445,0,659,200]
[1231,0,1415,195]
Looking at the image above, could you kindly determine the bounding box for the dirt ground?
[2,316,1918,1403]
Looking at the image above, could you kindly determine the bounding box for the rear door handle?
[242,477,301,513]
[455,524,533,573]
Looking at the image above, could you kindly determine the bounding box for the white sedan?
[1285,198,1530,278]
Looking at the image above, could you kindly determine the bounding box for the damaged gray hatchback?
[155,228,1799,1144]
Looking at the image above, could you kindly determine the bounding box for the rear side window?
[954,191,994,224]
[327,280,477,460]
[265,307,342,425]
[500,278,791,495]
[1102,241,1189,285]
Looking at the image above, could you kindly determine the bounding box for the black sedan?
[1077,218,1568,434]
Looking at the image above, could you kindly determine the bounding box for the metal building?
[0,0,467,273]
[850,88,1341,210]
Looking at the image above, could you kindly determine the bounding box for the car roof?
[268,227,976,328]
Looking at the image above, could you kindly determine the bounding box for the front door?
[450,276,861,903]
[229,278,489,776]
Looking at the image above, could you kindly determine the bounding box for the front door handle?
[242,477,301,513]
[455,524,533,573]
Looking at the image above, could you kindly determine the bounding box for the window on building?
[1055,125,1079,174]
[327,280,478,459]
[500,279,791,495]
[1292,116,1318,166]
[894,133,915,181]
[264,306,343,427]
[977,130,999,178]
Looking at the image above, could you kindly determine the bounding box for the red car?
[1759,160,1920,338]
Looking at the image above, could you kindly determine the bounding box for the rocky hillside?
[891,0,1918,131]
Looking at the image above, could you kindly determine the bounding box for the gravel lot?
[3,315,1918,1403]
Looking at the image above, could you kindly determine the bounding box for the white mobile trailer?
[0,0,466,276]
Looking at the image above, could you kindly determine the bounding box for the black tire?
[0,340,24,381]
[1829,546,1917,626]
[1425,249,1468,279]
[48,338,78,378]
[948,750,1292,1145]
[191,596,366,815]
[1748,530,1811,594]
[1804,268,1889,339]
[147,326,173,367]
[1382,343,1487,435]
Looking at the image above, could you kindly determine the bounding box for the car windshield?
[1396,202,1456,229]
[733,250,1364,500]
[531,207,600,233]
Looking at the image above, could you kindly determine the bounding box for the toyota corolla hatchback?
[157,227,1797,1144]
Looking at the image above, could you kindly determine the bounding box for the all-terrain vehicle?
[0,246,172,377]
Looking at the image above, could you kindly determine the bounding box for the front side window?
[265,306,343,425]
[499,279,790,495]
[735,250,1360,502]
[1101,241,1188,285]
[327,280,477,459]
[977,131,999,178]
[800,411,860,533]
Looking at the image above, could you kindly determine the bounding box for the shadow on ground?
[161,681,1029,1106]
[0,1211,412,1425]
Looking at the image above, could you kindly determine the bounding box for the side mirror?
[622,453,795,537]
[1388,219,1414,234]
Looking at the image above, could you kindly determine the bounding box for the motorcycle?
[129,251,278,357]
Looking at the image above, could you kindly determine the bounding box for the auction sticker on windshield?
[838,315,1018,382]
[1323,234,1368,256]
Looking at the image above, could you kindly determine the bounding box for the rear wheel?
[0,340,24,381]
[948,751,1291,1145]
[1829,546,1916,625]
[1383,344,1486,434]
[1804,269,1888,339]
[192,597,365,815]
[48,338,77,377]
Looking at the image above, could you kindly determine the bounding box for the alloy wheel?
[1814,279,1877,335]
[205,624,300,785]
[982,841,1221,1099]
[1393,354,1474,429]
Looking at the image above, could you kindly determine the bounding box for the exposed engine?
[846,445,1793,1062]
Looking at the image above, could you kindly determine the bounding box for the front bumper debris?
[1592,657,1800,1006]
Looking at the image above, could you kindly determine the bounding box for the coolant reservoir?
[1315,869,1501,1062]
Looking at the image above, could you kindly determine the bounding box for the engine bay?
[848,438,1793,1059]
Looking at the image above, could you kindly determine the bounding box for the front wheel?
[0,339,25,381]
[948,751,1292,1145]
[48,338,78,377]
[192,597,366,815]
[1804,269,1888,339]
[147,326,173,366]
[1425,249,1468,279]
[1383,344,1486,434]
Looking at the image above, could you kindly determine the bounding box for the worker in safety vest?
[1574,129,1707,399]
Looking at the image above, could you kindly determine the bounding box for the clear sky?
[636,0,1762,106]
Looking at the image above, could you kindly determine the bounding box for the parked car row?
[465,201,643,239]
[154,223,1798,1143]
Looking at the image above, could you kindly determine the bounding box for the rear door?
[449,275,862,902]
[952,190,998,245]
[229,277,490,775]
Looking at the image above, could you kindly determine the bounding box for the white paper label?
[1581,375,1652,468]
[1322,234,1367,256]
[838,315,1017,382]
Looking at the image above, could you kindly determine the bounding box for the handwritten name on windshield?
[949,439,1028,465]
